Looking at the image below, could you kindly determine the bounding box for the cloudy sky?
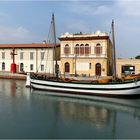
[0,0,140,58]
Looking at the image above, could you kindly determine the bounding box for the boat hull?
[30,78,140,97]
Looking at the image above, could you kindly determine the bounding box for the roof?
[59,31,109,41]
[0,43,60,49]
[59,36,109,41]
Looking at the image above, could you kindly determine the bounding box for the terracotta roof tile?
[0,43,60,48]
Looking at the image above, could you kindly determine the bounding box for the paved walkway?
[0,71,26,80]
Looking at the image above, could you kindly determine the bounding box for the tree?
[135,55,140,59]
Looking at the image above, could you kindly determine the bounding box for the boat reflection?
[31,90,140,130]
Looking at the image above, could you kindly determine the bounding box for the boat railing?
[30,72,140,84]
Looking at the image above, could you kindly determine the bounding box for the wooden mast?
[52,13,59,80]
[112,20,117,81]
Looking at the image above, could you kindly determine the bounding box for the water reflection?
[11,80,16,96]
[0,79,30,99]
[31,90,140,134]
[0,79,140,138]
[59,101,110,129]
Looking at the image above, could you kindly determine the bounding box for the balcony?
[61,53,107,58]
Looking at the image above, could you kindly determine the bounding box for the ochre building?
[116,58,140,78]
[59,31,112,77]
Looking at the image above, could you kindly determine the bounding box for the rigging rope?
[37,20,53,73]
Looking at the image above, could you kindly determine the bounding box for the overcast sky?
[0,0,140,58]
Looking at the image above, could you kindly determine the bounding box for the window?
[85,47,90,56]
[80,44,84,56]
[41,64,44,71]
[89,63,92,69]
[20,52,24,60]
[30,52,34,60]
[74,44,91,56]
[41,52,45,60]
[64,62,70,73]
[64,44,70,55]
[2,52,5,59]
[30,64,33,71]
[85,44,90,56]
[2,62,5,70]
[122,65,135,75]
[95,43,102,56]
[74,44,80,56]
[20,63,24,71]
[10,52,13,59]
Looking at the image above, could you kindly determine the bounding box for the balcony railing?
[61,53,107,58]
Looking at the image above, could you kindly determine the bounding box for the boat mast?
[52,13,59,80]
[112,20,117,81]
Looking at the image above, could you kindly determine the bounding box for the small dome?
[65,32,70,36]
[95,30,101,35]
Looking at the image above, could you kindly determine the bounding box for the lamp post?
[10,48,17,73]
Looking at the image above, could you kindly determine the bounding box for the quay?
[0,71,26,80]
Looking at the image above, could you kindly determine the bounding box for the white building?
[0,43,60,73]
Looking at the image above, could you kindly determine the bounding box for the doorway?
[95,63,101,76]
[64,62,70,73]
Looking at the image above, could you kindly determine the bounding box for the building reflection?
[0,79,31,100]
[58,101,111,129]
[11,80,16,97]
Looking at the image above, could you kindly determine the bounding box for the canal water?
[0,79,140,139]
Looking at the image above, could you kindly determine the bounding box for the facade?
[116,58,140,78]
[59,31,112,77]
[0,43,60,74]
[1,36,140,78]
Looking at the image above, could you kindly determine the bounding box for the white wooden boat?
[29,14,140,97]
[30,76,140,97]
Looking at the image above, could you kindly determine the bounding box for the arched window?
[95,63,101,76]
[75,44,80,56]
[2,62,5,70]
[80,44,84,56]
[64,62,70,73]
[85,44,90,56]
[95,43,102,56]
[64,44,70,55]
[85,44,89,46]
[20,63,24,72]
